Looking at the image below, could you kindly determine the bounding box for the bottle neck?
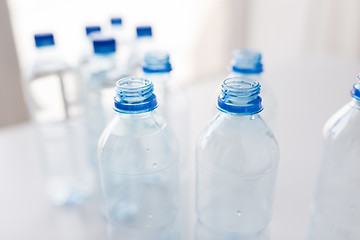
[89,53,116,73]
[230,71,262,83]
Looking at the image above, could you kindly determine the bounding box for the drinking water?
[307,75,360,240]
[25,33,92,206]
[196,77,279,240]
[98,77,180,240]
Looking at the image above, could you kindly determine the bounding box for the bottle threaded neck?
[231,48,263,74]
[217,77,263,115]
[142,50,172,73]
[114,77,158,113]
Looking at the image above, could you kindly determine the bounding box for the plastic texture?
[142,51,172,73]
[217,77,263,115]
[196,78,279,239]
[307,76,360,240]
[231,48,263,74]
[98,77,179,239]
[114,77,158,113]
[34,33,55,48]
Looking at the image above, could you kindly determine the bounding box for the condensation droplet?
[250,115,255,120]
[148,214,153,218]
[350,205,355,209]
[236,211,242,216]
[153,163,158,168]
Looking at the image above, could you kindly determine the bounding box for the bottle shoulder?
[324,100,360,141]
[98,111,178,174]
[196,113,279,178]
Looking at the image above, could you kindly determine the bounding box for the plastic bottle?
[82,35,127,169]
[195,77,279,240]
[98,77,179,240]
[26,33,92,206]
[142,50,190,238]
[307,76,360,240]
[79,25,101,68]
[128,26,153,74]
[228,49,277,130]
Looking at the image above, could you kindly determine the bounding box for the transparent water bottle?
[228,49,276,130]
[78,25,101,68]
[83,36,127,169]
[128,26,153,74]
[307,76,360,240]
[26,33,92,206]
[196,77,279,240]
[142,50,190,238]
[98,77,179,240]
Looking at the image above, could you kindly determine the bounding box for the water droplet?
[153,163,158,168]
[250,115,255,120]
[148,214,153,218]
[236,211,242,216]
[351,205,355,209]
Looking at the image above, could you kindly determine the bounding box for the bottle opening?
[114,77,158,113]
[143,50,172,73]
[217,77,263,115]
[231,48,263,74]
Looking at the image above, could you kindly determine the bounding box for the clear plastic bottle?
[196,77,279,240]
[128,26,153,75]
[78,25,101,68]
[83,35,127,169]
[142,50,190,238]
[26,33,92,206]
[307,76,360,240]
[98,77,179,240]
[228,49,277,130]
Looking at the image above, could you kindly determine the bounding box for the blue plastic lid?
[136,26,152,38]
[114,77,158,113]
[34,33,55,48]
[231,49,263,74]
[217,77,263,115]
[93,36,116,54]
[86,26,101,36]
[111,17,123,25]
[351,75,360,100]
[143,51,172,73]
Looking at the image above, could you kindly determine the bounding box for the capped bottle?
[307,76,360,240]
[229,49,276,130]
[128,25,154,74]
[142,50,190,238]
[196,77,279,240]
[98,77,179,240]
[26,33,91,206]
[78,25,101,68]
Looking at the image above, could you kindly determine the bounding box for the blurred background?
[1,0,360,239]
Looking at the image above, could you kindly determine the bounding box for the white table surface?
[1,56,360,240]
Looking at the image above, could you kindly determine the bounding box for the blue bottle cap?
[34,33,55,48]
[136,26,152,38]
[86,26,101,36]
[231,49,263,74]
[351,75,360,100]
[114,77,158,113]
[111,17,123,25]
[93,36,116,54]
[217,77,263,115]
[143,51,172,73]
